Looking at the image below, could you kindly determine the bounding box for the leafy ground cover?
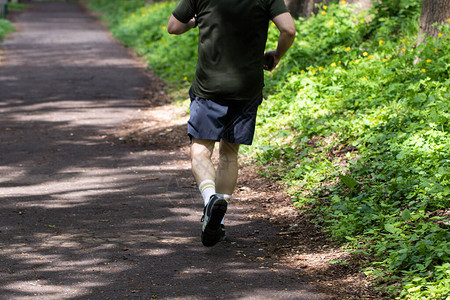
[5,2,27,11]
[0,19,14,41]
[0,1,27,42]
[85,0,449,298]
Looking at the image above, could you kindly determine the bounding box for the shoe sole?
[201,199,227,247]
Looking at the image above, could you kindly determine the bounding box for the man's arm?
[264,12,296,71]
[167,14,196,35]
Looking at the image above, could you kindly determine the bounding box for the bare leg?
[215,140,240,195]
[190,138,216,185]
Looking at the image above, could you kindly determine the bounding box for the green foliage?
[6,3,27,11]
[250,2,449,298]
[363,0,421,42]
[0,19,14,41]
[85,0,449,298]
[87,0,197,85]
[32,0,78,2]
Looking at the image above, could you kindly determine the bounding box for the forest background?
[1,0,449,299]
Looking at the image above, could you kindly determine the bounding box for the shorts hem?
[187,132,253,145]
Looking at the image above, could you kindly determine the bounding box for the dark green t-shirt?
[173,0,289,101]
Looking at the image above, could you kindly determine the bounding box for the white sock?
[216,194,232,225]
[216,193,232,203]
[199,179,216,206]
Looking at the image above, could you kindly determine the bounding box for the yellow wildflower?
[421,69,426,73]
[367,55,373,59]
[402,38,406,43]
[311,69,316,75]
[363,52,368,56]
[321,11,326,15]
[162,26,166,30]
[331,62,337,67]
[407,41,411,44]
[426,59,432,63]
[323,5,327,10]
[340,0,346,4]
[382,58,388,62]
[318,67,324,71]
[345,46,351,51]
[379,40,384,46]
[329,19,334,26]
[434,48,438,53]
[401,48,406,52]
[438,33,443,37]
[184,76,188,80]
[363,77,367,80]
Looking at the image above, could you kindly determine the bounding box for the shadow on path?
[0,2,327,299]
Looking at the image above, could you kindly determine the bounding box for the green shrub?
[0,19,14,41]
[249,2,449,298]
[7,3,27,11]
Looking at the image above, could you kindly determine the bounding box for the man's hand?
[263,50,277,71]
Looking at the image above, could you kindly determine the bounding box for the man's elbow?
[289,28,296,39]
[280,27,296,44]
[286,25,296,39]
[167,15,184,35]
[167,25,180,35]
[167,27,177,35]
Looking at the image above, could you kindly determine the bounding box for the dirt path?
[0,2,330,299]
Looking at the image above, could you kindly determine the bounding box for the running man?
[167,0,295,246]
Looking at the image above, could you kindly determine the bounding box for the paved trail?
[0,2,327,299]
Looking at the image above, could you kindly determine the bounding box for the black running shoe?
[201,194,227,247]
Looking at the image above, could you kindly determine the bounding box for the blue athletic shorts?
[187,88,263,145]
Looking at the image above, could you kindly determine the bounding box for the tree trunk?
[284,0,308,19]
[303,0,316,17]
[284,0,330,19]
[417,0,450,44]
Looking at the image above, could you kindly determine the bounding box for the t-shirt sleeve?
[269,0,290,20]
[172,0,196,23]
